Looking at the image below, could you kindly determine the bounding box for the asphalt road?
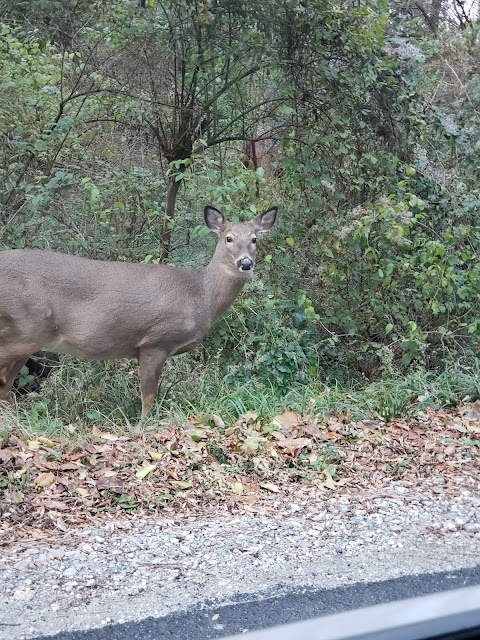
[32,564,480,640]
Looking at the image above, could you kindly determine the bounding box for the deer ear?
[204,206,226,234]
[251,207,278,234]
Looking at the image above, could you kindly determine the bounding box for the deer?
[0,205,277,418]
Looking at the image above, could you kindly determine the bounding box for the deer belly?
[45,337,89,358]
[46,338,99,358]
[46,337,137,359]
[137,315,209,357]
[172,337,202,356]
[171,317,210,355]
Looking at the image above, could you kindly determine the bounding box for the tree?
[90,0,283,259]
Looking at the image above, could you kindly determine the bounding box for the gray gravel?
[1,477,479,640]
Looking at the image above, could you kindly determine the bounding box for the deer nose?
[239,257,254,271]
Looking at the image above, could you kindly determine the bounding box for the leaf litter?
[1,403,479,545]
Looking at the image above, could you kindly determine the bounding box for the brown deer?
[0,205,277,417]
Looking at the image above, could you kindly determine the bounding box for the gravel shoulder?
[1,477,479,640]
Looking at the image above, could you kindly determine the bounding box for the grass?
[2,354,479,529]
[3,352,480,442]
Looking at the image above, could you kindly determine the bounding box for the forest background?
[0,0,479,436]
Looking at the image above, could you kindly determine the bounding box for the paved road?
[33,565,480,640]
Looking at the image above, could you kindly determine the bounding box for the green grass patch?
[4,353,480,438]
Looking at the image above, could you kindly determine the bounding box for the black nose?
[239,257,254,271]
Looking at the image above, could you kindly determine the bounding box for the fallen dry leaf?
[96,476,124,492]
[60,463,82,471]
[272,409,300,429]
[43,500,68,510]
[260,483,280,493]
[92,425,120,441]
[34,472,55,488]
[0,449,15,464]
[212,414,225,428]
[275,437,311,450]
[237,411,258,425]
[304,424,324,438]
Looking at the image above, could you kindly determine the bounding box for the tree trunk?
[160,174,182,262]
[430,0,443,34]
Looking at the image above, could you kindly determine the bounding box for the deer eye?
[251,237,257,244]
[226,236,233,243]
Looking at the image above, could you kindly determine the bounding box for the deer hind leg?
[138,348,168,419]
[0,357,30,405]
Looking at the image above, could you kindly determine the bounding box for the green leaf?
[385,323,394,335]
[243,437,259,451]
[170,481,193,490]
[86,410,102,421]
[155,493,173,507]
[401,353,413,366]
[135,464,156,479]
[232,482,244,494]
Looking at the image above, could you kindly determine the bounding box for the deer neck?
[202,251,250,322]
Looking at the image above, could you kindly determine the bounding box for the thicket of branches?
[0,0,479,416]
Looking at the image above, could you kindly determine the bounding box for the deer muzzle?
[238,257,254,271]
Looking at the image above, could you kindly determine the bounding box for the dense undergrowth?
[0,0,479,436]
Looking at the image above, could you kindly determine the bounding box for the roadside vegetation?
[0,0,479,530]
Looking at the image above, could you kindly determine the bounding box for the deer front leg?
[0,357,30,406]
[138,348,168,419]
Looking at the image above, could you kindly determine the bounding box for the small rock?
[311,512,326,522]
[82,543,95,554]
[13,589,34,601]
[63,566,78,578]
